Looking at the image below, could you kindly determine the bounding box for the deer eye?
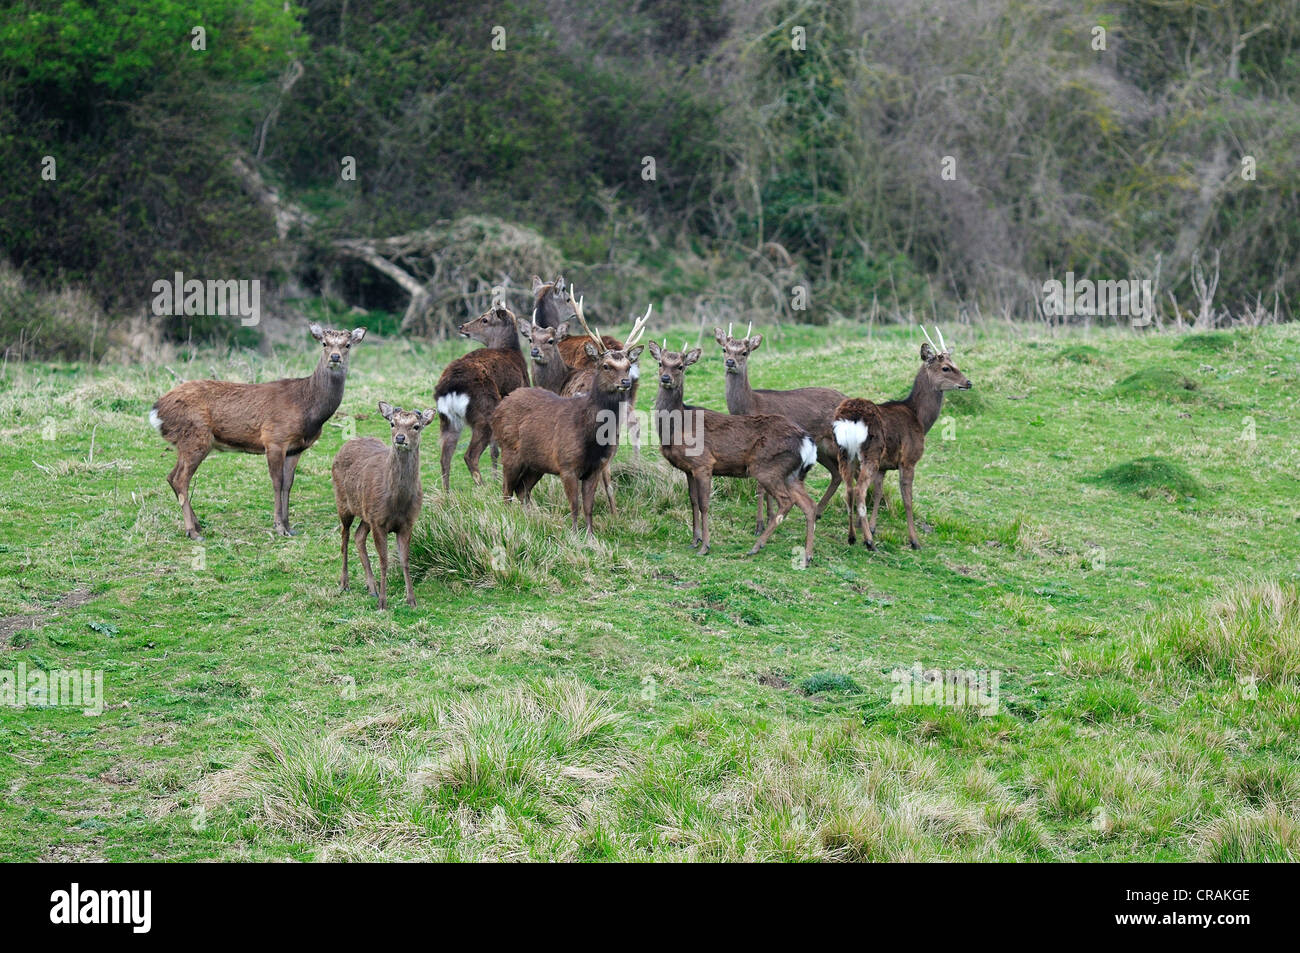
[412,424,420,431]
[943,365,953,372]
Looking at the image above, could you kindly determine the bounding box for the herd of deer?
[150,276,971,608]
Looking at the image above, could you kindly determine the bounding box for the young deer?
[649,342,818,566]
[491,298,649,538]
[714,324,845,530]
[434,304,528,492]
[332,402,435,609]
[151,323,366,539]
[833,327,971,550]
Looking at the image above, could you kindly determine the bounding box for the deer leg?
[839,453,857,545]
[697,472,712,555]
[518,470,543,508]
[900,465,921,550]
[580,475,599,540]
[684,474,700,547]
[372,530,390,609]
[339,512,353,590]
[489,439,500,477]
[749,484,794,556]
[793,481,816,567]
[266,445,290,535]
[813,455,842,519]
[561,472,583,532]
[464,423,491,486]
[168,441,210,540]
[754,481,766,535]
[864,468,884,550]
[279,452,301,536]
[397,529,415,608]
[624,394,641,458]
[601,464,617,516]
[354,522,376,595]
[439,419,461,493]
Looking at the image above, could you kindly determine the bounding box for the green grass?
[0,320,1298,861]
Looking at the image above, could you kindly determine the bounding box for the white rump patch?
[833,419,868,459]
[148,408,162,431]
[437,392,470,430]
[799,436,817,471]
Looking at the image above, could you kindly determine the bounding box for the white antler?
[920,325,939,352]
[746,321,753,340]
[936,325,947,353]
[727,322,733,340]
[571,290,604,350]
[624,304,651,348]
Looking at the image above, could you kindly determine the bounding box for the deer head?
[572,290,651,392]
[713,322,761,376]
[378,401,436,452]
[516,317,568,364]
[530,274,578,327]
[648,340,702,391]
[918,326,972,391]
[458,305,518,348]
[310,324,367,373]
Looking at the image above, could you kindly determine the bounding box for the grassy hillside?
[1,320,1297,861]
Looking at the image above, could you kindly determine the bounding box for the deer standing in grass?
[833,327,971,550]
[434,304,528,492]
[649,341,818,566]
[332,402,434,609]
[150,323,366,539]
[525,274,644,454]
[714,324,845,532]
[491,297,650,538]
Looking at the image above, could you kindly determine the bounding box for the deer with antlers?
[833,326,971,550]
[714,322,845,533]
[491,292,650,538]
[649,340,818,566]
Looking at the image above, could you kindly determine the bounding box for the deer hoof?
[864,540,877,552]
[186,530,204,542]
[406,597,416,608]
[909,540,921,550]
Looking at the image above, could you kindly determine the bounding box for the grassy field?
[1,319,1298,861]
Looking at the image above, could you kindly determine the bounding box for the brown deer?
[491,297,650,538]
[649,341,818,566]
[714,323,845,531]
[150,323,366,539]
[833,327,971,550]
[332,402,434,609]
[434,304,529,492]
[528,274,643,455]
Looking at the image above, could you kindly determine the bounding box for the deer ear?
[309,323,325,342]
[530,275,544,294]
[713,327,727,346]
[554,275,566,294]
[626,344,645,363]
[554,322,569,340]
[515,318,533,339]
[584,342,600,360]
[920,342,937,362]
[748,334,763,351]
[647,341,662,361]
[420,409,437,428]
[684,347,702,366]
[378,401,395,420]
[350,327,367,344]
